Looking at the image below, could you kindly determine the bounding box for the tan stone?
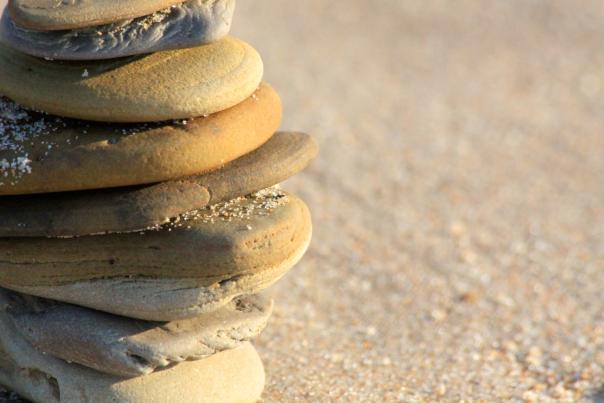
[0,82,281,195]
[12,246,305,321]
[0,36,263,122]
[0,132,317,237]
[9,0,186,31]
[0,189,308,286]
[0,190,312,321]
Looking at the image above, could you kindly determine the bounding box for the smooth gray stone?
[0,0,235,60]
[0,292,265,403]
[0,132,318,238]
[7,290,272,378]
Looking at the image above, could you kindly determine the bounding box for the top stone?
[9,0,186,31]
[0,0,236,60]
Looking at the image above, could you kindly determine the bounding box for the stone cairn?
[0,0,316,401]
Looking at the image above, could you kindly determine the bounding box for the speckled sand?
[2,1,604,402]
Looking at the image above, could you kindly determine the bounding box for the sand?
[2,0,604,401]
[234,1,604,401]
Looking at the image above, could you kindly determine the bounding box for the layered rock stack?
[0,1,316,402]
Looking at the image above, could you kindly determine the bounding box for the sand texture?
[232,1,604,401]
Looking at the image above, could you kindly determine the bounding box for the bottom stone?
[0,338,264,403]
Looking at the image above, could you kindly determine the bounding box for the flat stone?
[0,0,235,60]
[10,257,301,321]
[0,36,263,122]
[0,82,281,195]
[0,190,312,321]
[8,0,185,31]
[0,297,265,403]
[6,289,272,378]
[0,132,317,237]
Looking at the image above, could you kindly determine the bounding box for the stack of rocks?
[0,1,316,402]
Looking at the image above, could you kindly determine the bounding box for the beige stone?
[0,36,263,122]
[11,249,304,321]
[0,82,281,195]
[7,290,272,378]
[0,132,317,237]
[0,316,265,403]
[9,0,186,30]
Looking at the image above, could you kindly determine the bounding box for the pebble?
[0,131,315,237]
[9,0,184,30]
[0,83,280,195]
[0,190,312,321]
[7,289,272,378]
[0,0,236,60]
[0,36,263,122]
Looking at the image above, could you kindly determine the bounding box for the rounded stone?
[0,190,312,321]
[0,132,317,237]
[0,36,263,122]
[8,0,186,31]
[7,290,272,378]
[0,0,236,60]
[0,82,281,195]
[0,313,265,403]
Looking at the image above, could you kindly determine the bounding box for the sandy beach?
[234,1,604,401]
[2,0,604,401]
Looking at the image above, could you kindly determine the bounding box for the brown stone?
[0,132,317,237]
[0,82,281,195]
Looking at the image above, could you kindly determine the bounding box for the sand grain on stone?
[0,189,309,287]
[0,189,312,321]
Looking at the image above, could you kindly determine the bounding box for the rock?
[8,0,185,31]
[199,132,319,205]
[10,251,303,321]
[0,190,312,321]
[0,82,281,196]
[0,132,318,237]
[0,36,263,122]
[9,262,296,321]
[6,289,272,378]
[0,306,265,403]
[0,189,308,285]
[0,0,236,60]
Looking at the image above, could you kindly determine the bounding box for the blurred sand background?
[234,1,604,401]
[3,1,604,402]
